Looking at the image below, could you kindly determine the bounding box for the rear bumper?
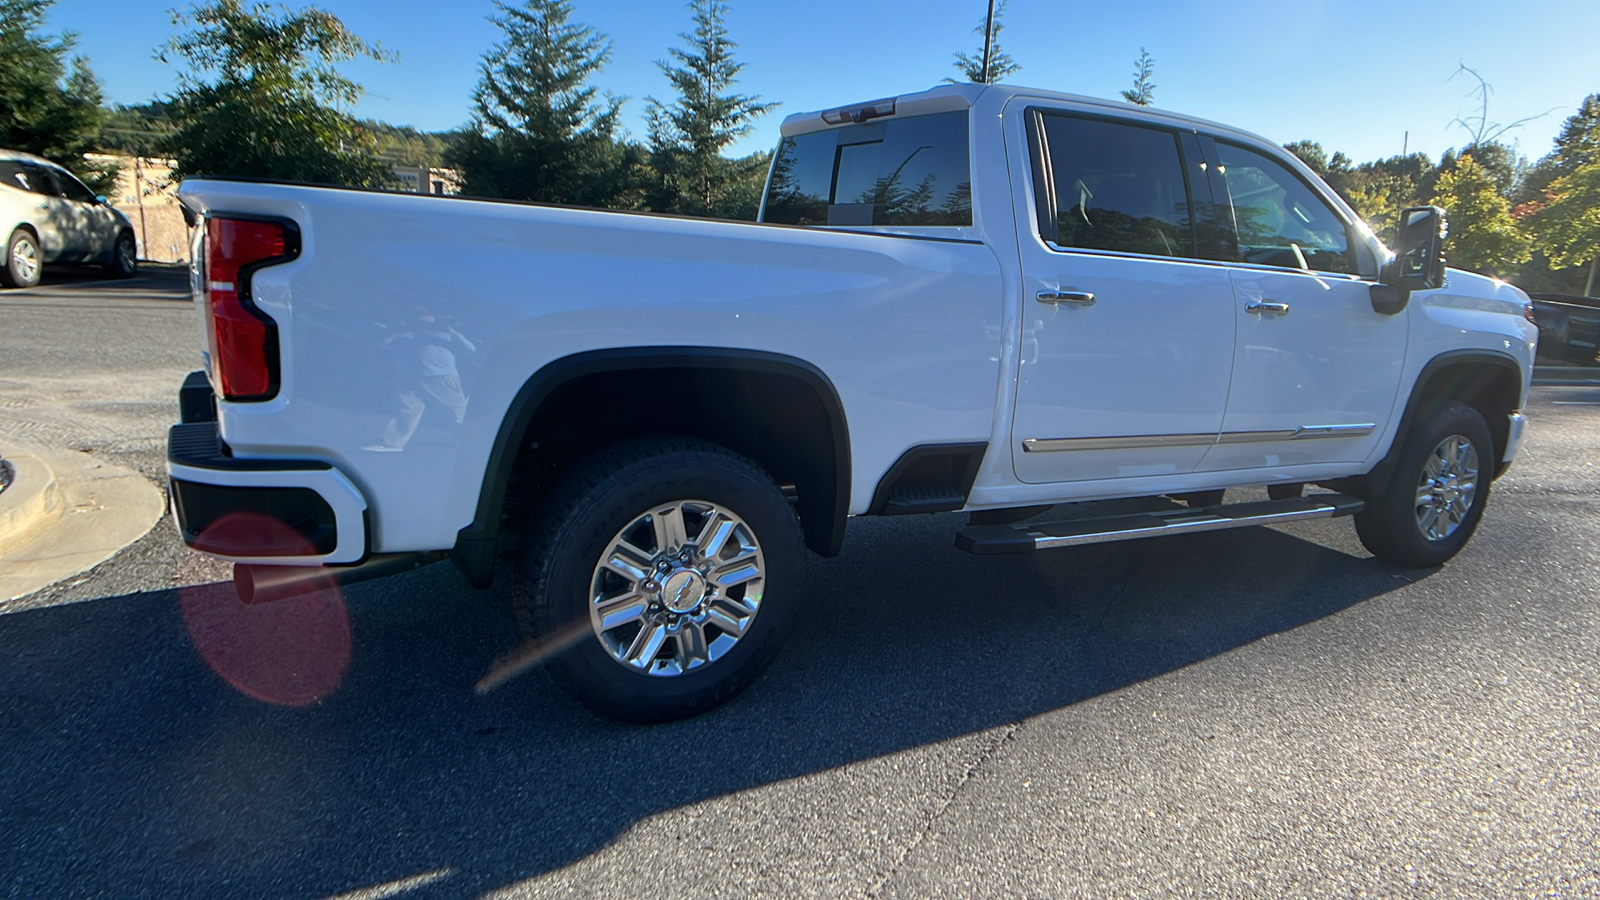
[167,373,368,565]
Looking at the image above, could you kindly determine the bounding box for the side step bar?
[955,493,1365,555]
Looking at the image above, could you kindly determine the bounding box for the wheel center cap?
[661,569,708,613]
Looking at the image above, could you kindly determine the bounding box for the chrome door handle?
[1246,300,1290,315]
[1037,290,1096,306]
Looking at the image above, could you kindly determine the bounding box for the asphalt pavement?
[0,269,1596,898]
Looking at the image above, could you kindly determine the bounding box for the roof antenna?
[980,0,996,84]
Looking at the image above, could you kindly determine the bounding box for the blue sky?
[48,0,1600,166]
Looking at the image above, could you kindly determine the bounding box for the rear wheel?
[1355,402,1493,568]
[2,229,41,288]
[515,436,804,722]
[105,232,136,278]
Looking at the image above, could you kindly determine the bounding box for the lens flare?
[179,512,351,706]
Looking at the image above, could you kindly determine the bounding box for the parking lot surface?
[1,270,1596,898]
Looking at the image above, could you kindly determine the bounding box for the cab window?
[1034,113,1195,258]
[1213,141,1353,274]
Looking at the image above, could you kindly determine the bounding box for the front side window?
[1036,114,1194,258]
[1214,142,1352,273]
[55,170,97,204]
[763,110,972,227]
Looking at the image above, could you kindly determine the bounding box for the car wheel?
[1354,401,1493,568]
[514,436,804,722]
[105,232,137,278]
[2,229,41,288]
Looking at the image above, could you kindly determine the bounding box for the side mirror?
[1373,205,1447,315]
[95,195,108,205]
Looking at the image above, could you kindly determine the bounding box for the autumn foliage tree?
[1430,155,1530,277]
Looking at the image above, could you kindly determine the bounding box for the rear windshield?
[762,110,972,228]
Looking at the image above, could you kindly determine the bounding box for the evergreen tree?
[449,0,639,206]
[646,0,775,218]
[1430,155,1530,277]
[1121,48,1156,106]
[949,0,1020,84]
[0,0,115,192]
[160,0,395,188]
[1552,94,1600,173]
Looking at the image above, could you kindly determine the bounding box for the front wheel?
[1355,401,1493,568]
[515,437,804,722]
[2,229,41,288]
[105,232,137,278]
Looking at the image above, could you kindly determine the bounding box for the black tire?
[104,231,137,278]
[2,229,41,288]
[514,436,804,722]
[1354,401,1493,568]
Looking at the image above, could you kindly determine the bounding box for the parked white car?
[0,150,137,288]
[169,83,1536,721]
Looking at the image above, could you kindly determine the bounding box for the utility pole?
[980,0,996,84]
[1402,130,1408,156]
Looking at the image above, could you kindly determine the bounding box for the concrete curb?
[0,441,165,603]
[0,444,65,549]
[1533,366,1600,386]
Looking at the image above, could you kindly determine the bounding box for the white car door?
[1009,108,1237,484]
[1195,138,1406,473]
[13,163,70,260]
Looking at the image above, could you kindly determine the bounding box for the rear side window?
[20,164,61,197]
[763,110,972,227]
[0,161,51,195]
[1034,114,1194,258]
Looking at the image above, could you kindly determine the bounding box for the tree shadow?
[0,515,1419,897]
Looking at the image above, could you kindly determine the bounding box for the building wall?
[88,154,190,264]
[84,156,464,264]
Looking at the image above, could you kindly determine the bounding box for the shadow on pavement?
[0,515,1415,897]
[12,263,189,298]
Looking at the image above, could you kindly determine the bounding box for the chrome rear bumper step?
[954,493,1365,555]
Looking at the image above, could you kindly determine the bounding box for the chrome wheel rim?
[12,239,37,282]
[117,237,135,272]
[1414,434,1480,541]
[589,499,765,677]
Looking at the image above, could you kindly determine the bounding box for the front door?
[1010,108,1237,484]
[1196,139,1407,472]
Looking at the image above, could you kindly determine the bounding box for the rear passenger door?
[1009,108,1237,484]
[10,163,69,259]
[1193,138,1406,473]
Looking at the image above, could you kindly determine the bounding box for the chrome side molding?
[1023,424,1376,453]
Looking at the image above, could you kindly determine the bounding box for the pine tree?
[1431,155,1530,277]
[0,0,114,192]
[949,0,1020,84]
[646,0,775,218]
[1121,48,1156,106]
[449,0,638,206]
[160,0,395,188]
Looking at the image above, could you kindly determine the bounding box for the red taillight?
[204,218,290,400]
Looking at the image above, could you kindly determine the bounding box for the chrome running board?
[954,493,1365,555]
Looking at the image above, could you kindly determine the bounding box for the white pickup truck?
[169,83,1536,721]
